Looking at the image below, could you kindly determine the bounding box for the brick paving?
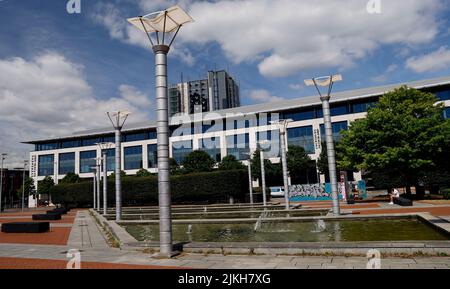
[0,203,449,269]
[0,228,72,245]
[0,257,182,269]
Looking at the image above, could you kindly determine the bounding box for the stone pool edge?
[92,210,450,256]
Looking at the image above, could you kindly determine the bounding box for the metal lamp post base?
[152,250,180,259]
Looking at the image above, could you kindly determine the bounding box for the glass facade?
[352,101,377,113]
[148,144,158,169]
[79,150,96,174]
[436,89,450,101]
[226,134,250,160]
[283,109,315,122]
[445,107,450,119]
[320,121,349,142]
[58,152,75,175]
[199,137,221,162]
[257,130,280,158]
[124,146,143,170]
[102,149,115,171]
[287,126,315,154]
[172,140,193,164]
[38,154,54,176]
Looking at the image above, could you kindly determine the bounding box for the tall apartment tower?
[169,70,240,116]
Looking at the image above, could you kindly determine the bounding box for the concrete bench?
[47,208,68,215]
[1,222,50,233]
[394,197,413,206]
[32,214,62,221]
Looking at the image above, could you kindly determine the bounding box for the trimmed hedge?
[51,170,248,207]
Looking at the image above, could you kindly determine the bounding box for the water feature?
[123,218,450,243]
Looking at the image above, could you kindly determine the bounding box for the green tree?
[250,149,283,186]
[218,155,246,171]
[60,172,80,184]
[136,168,152,177]
[16,177,36,199]
[169,158,183,175]
[108,170,127,179]
[37,176,54,196]
[182,150,216,173]
[338,86,450,194]
[287,146,312,183]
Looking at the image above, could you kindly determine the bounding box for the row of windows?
[37,122,352,176]
[33,88,450,152]
[35,131,157,151]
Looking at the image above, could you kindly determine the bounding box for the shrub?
[50,170,248,207]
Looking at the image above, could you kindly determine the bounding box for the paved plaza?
[0,201,450,269]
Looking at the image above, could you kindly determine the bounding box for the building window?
[101,149,115,172]
[148,144,158,169]
[226,134,249,160]
[102,135,115,143]
[316,104,349,118]
[35,143,59,151]
[257,130,280,158]
[124,146,143,170]
[58,153,75,175]
[319,121,349,143]
[283,109,315,122]
[82,138,101,147]
[287,126,315,154]
[199,137,221,162]
[124,132,147,142]
[352,101,377,113]
[172,140,193,165]
[79,150,97,174]
[436,90,450,101]
[38,154,54,176]
[61,140,80,149]
[445,107,450,119]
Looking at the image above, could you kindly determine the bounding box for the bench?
[394,197,413,206]
[32,214,62,221]
[1,222,50,233]
[47,208,68,215]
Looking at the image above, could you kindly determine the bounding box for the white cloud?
[288,84,304,91]
[91,2,195,66]
[371,64,398,82]
[0,52,151,168]
[179,0,441,77]
[406,46,450,73]
[93,0,441,78]
[248,89,284,103]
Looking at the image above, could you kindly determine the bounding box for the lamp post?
[128,5,194,258]
[304,74,343,216]
[96,142,113,215]
[270,119,293,210]
[243,152,253,205]
[96,157,101,211]
[258,140,270,208]
[107,111,130,221]
[90,165,97,209]
[22,160,28,212]
[0,153,7,212]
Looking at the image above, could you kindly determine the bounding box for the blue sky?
[1,0,450,166]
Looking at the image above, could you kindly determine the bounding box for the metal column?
[103,153,107,215]
[153,44,174,257]
[280,130,290,210]
[260,150,267,207]
[115,129,121,221]
[321,96,340,215]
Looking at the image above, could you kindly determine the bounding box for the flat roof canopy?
[127,5,194,33]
